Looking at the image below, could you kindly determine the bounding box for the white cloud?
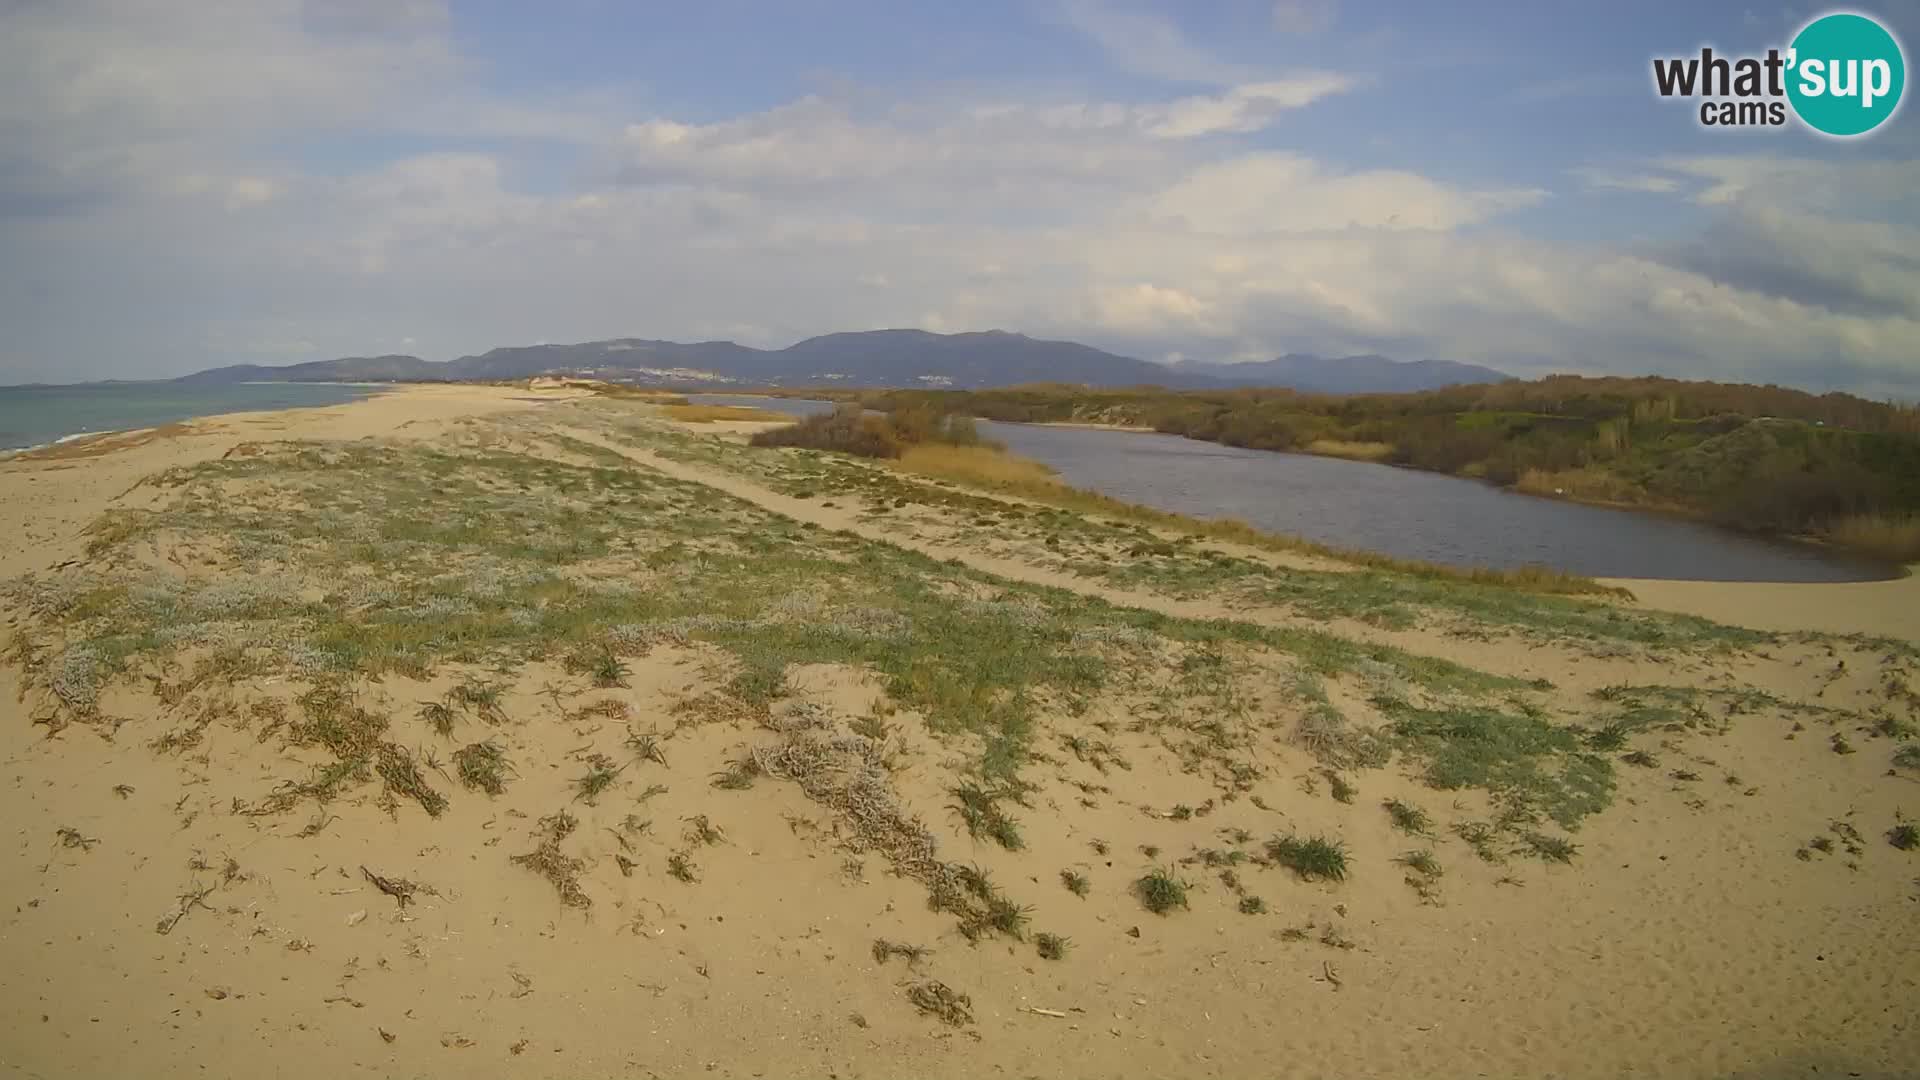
[607,85,1349,218]
[1143,77,1355,137]
[613,97,1173,201]
[1660,155,1920,213]
[1570,167,1682,194]
[1091,283,1219,333]
[1,1,1917,399]
[0,0,612,219]
[1147,154,1547,233]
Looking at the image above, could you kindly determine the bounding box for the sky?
[1,0,1917,395]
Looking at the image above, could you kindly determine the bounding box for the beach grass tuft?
[1135,867,1189,914]
[1266,834,1349,882]
[1383,797,1432,836]
[1060,869,1090,897]
[452,740,510,795]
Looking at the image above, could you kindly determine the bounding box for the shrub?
[749,403,994,460]
[750,406,903,459]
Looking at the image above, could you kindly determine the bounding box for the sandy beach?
[2,386,1915,1079]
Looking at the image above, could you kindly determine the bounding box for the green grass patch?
[1379,699,1615,829]
[1135,867,1190,914]
[1266,834,1349,882]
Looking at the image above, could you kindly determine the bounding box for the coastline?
[0,381,392,456]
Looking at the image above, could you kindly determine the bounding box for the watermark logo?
[1652,10,1905,137]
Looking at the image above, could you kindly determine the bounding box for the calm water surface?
[0,382,384,452]
[694,394,1896,583]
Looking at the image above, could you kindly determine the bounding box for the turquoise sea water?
[0,382,383,452]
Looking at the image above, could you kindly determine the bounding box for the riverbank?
[1021,418,1920,571]
[2,388,1916,1079]
[694,394,1905,583]
[846,383,1920,566]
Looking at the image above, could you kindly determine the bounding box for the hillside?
[175,330,1511,393]
[176,354,443,384]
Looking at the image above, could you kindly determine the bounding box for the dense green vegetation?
[819,377,1920,562]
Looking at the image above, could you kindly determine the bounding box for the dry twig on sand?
[361,865,427,908]
[908,981,974,1026]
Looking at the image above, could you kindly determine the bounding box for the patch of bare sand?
[1605,571,1920,643]
[5,642,1916,1078]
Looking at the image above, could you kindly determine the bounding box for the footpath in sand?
[0,389,1916,1080]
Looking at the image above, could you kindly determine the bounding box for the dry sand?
[1606,573,1920,643]
[1,388,1916,1079]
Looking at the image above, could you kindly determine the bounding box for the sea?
[0,382,384,453]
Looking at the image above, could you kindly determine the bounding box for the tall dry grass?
[1513,467,1653,507]
[1303,439,1393,463]
[658,404,779,423]
[891,445,1623,596]
[896,444,1059,488]
[1822,513,1920,565]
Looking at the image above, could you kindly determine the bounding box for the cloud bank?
[0,0,1915,397]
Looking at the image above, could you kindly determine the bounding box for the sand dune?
[1,387,1915,1079]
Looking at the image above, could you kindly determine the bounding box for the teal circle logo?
[1787,13,1905,136]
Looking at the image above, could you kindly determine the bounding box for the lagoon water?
[0,382,383,452]
[691,394,1895,583]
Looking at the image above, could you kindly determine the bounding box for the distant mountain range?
[177,329,1511,394]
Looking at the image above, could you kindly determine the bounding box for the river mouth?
[687,394,1901,584]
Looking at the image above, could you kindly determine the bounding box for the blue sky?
[2,0,1917,394]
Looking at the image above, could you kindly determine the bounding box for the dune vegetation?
[4,388,1918,1078]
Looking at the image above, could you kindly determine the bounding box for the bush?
[749,406,903,458]
[750,403,990,460]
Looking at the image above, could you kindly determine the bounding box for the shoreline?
[0,381,393,456]
[679,393,1905,588]
[1015,419,1909,580]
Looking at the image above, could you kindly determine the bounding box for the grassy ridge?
[816,377,1920,563]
